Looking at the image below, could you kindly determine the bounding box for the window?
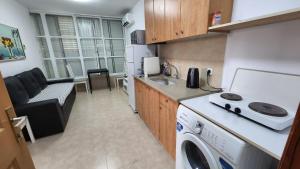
[77,17,102,37]
[102,19,125,73]
[56,59,83,78]
[31,13,44,36]
[44,60,55,79]
[45,15,83,78]
[77,17,107,74]
[37,38,50,58]
[31,13,125,79]
[46,15,76,36]
[51,38,80,58]
[30,13,54,79]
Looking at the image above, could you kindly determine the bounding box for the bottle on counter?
[211,11,222,26]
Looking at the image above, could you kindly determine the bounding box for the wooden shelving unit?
[209,7,300,32]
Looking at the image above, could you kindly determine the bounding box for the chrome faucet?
[169,64,179,79]
[163,62,179,79]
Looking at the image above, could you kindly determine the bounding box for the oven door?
[179,133,219,169]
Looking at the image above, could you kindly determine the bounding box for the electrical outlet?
[207,68,213,76]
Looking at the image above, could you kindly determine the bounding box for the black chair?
[87,68,111,93]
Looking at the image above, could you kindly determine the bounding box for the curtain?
[77,17,101,37]
[46,15,76,36]
[80,39,104,57]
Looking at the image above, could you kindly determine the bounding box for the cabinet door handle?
[175,32,179,35]
[181,30,184,34]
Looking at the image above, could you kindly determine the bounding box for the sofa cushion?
[31,68,48,89]
[4,76,29,105]
[16,71,42,98]
[28,83,74,106]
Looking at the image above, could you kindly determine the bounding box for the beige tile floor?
[28,89,175,169]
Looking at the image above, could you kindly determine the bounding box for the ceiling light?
[72,0,93,3]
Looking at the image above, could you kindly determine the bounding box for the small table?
[87,69,111,93]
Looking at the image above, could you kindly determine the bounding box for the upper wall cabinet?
[145,0,155,43]
[179,0,210,38]
[145,0,234,44]
[145,0,166,43]
[164,0,181,41]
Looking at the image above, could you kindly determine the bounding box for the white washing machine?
[176,105,273,169]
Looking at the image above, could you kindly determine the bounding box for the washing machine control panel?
[201,128,227,157]
[200,120,248,164]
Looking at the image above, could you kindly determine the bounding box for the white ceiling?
[16,0,140,17]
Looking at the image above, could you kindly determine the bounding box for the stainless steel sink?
[149,77,175,86]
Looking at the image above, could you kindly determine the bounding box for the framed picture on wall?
[0,23,26,62]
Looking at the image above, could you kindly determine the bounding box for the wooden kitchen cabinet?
[148,87,160,139]
[143,85,150,125]
[145,0,233,43]
[144,0,165,43]
[153,0,165,42]
[135,80,143,118]
[159,94,178,159]
[164,0,181,41]
[135,80,160,139]
[180,0,210,38]
[144,0,155,43]
[135,79,178,159]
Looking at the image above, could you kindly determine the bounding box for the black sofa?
[4,67,76,139]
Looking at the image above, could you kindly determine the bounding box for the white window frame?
[32,12,126,80]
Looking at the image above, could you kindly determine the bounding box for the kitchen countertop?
[135,75,212,102]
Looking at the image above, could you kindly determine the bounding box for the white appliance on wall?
[176,105,273,169]
[122,13,135,27]
[126,45,154,112]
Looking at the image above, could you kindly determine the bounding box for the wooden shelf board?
[209,7,300,32]
[165,32,227,44]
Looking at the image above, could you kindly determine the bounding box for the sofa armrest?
[47,78,74,85]
[15,99,66,138]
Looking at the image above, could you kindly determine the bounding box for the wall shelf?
[165,32,227,44]
[208,7,300,32]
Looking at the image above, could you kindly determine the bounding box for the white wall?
[222,0,300,88]
[125,0,145,46]
[231,0,300,21]
[0,0,44,77]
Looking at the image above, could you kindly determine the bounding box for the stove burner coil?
[220,93,243,101]
[248,102,288,117]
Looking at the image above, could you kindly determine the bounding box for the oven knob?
[225,104,231,110]
[234,108,241,114]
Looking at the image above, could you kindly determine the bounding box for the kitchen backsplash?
[159,35,227,87]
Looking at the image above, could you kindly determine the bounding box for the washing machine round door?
[180,133,219,169]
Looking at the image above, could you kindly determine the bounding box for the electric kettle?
[186,68,200,88]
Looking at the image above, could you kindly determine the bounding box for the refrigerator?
[126,45,154,112]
